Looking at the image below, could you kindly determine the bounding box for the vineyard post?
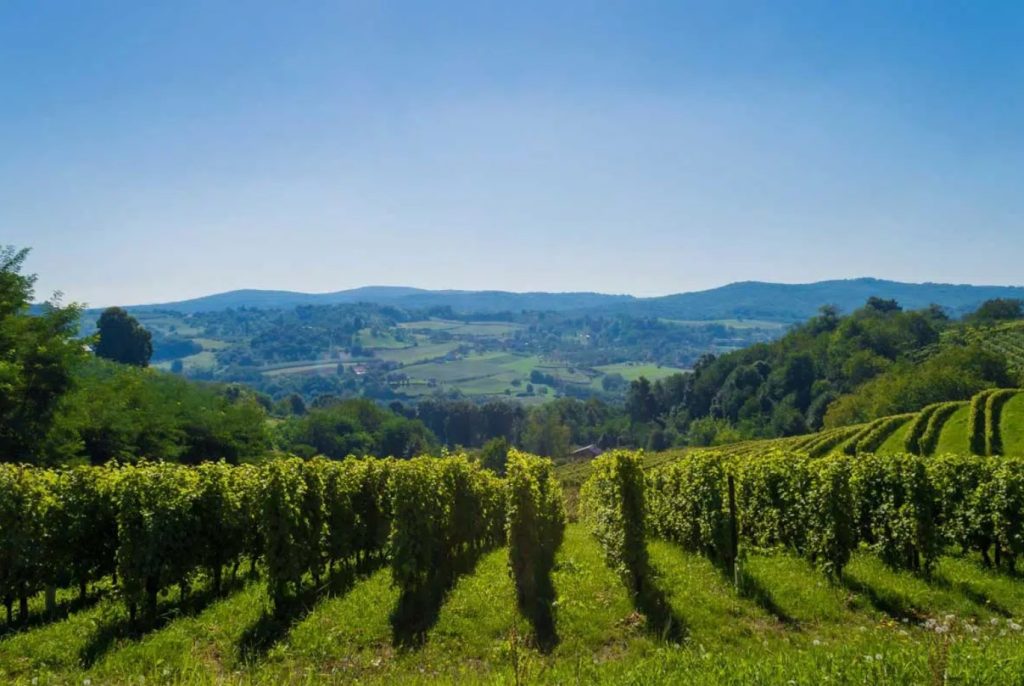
[727,474,739,587]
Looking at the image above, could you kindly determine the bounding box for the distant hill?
[117,278,1024,321]
[126,287,634,315]
[599,278,1024,322]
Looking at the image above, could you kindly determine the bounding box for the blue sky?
[3,1,1022,307]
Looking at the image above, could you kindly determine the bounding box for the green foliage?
[927,454,996,561]
[850,453,940,575]
[115,463,201,621]
[505,450,565,637]
[94,307,153,367]
[903,403,942,454]
[990,458,1024,565]
[917,402,963,456]
[733,450,808,551]
[965,298,1023,325]
[53,359,270,465]
[580,451,649,595]
[646,452,732,566]
[479,436,510,475]
[968,389,998,455]
[275,399,435,460]
[0,246,87,465]
[260,459,312,610]
[985,389,1018,456]
[0,465,53,620]
[851,413,914,454]
[803,454,857,578]
[388,455,504,634]
[824,344,1010,428]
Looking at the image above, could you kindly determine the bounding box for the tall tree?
[0,246,86,464]
[94,307,152,367]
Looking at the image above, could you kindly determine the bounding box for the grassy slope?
[1000,393,1024,457]
[3,524,1023,685]
[935,405,971,455]
[877,418,913,455]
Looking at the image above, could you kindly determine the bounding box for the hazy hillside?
[608,278,1024,322]
[128,287,635,315]
[119,278,1024,321]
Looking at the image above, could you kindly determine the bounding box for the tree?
[966,299,1023,325]
[625,377,658,424]
[94,307,153,367]
[479,437,510,475]
[522,410,571,458]
[0,246,86,464]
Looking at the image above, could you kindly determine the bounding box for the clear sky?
[3,1,1022,307]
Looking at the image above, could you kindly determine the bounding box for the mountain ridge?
[97,277,1024,322]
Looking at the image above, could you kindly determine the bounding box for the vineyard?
[0,438,1022,684]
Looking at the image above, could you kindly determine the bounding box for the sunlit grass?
[1,526,1022,684]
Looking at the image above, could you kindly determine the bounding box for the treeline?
[0,452,565,645]
[581,450,1024,594]
[619,297,1022,446]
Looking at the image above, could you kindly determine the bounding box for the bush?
[985,390,1019,456]
[581,451,649,595]
[968,390,998,455]
[918,402,964,456]
[505,451,565,639]
[851,453,940,574]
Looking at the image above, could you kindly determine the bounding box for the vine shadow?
[626,562,687,644]
[733,564,799,628]
[237,560,382,664]
[390,546,490,650]
[839,573,925,622]
[930,572,1014,618]
[1,588,106,640]
[80,576,245,667]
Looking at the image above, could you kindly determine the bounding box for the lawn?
[2,524,1021,684]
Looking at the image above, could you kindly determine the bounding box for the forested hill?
[119,278,1024,321]
[124,287,635,315]
[626,297,1024,447]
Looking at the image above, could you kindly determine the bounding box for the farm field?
[3,522,1023,685]
[592,362,689,384]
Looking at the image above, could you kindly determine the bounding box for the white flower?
[865,655,874,662]
[812,639,822,646]
[1010,622,1022,632]
[991,618,1000,626]
[875,654,883,661]
[84,680,92,686]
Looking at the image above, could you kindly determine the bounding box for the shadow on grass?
[839,572,924,622]
[0,589,106,640]
[238,559,383,664]
[390,548,491,650]
[80,576,246,668]
[626,562,687,644]
[931,572,1014,618]
[735,565,799,628]
[515,573,559,654]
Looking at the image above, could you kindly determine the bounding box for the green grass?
[1000,392,1024,456]
[592,363,689,385]
[2,525,1023,684]
[935,405,971,455]
[878,418,913,455]
[374,342,462,365]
